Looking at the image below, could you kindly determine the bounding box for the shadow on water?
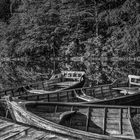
[0,58,140,89]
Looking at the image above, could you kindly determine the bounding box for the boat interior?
[21,71,85,94]
[74,75,140,103]
[24,102,140,139]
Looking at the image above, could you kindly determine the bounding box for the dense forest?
[0,0,140,60]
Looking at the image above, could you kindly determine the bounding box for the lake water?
[0,58,140,90]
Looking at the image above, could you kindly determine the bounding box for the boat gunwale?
[83,90,140,104]
[17,82,114,99]
[13,99,140,111]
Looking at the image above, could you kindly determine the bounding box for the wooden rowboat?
[0,99,80,140]
[77,75,140,105]
[6,99,140,140]
[1,74,140,106]
[0,71,85,99]
[24,71,85,94]
[14,75,140,106]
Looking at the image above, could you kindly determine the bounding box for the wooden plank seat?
[59,111,76,122]
[112,87,140,95]
[26,90,52,94]
[53,81,78,87]
[112,75,140,95]
[33,111,76,124]
[76,95,100,102]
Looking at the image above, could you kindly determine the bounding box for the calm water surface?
[0,59,140,90]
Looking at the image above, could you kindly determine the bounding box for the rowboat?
[0,71,85,99]
[1,74,140,105]
[0,98,79,140]
[77,75,140,105]
[14,75,140,106]
[25,70,86,94]
[5,99,140,140]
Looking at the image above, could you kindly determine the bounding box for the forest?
[0,0,140,60]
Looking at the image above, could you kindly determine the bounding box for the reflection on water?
[0,59,140,90]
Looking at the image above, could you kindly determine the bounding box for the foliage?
[0,0,140,59]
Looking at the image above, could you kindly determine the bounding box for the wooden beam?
[128,107,131,118]
[119,108,122,134]
[86,107,90,131]
[103,108,107,134]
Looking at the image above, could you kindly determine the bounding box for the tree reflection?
[0,59,140,90]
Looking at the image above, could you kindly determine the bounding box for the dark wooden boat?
[25,70,85,94]
[2,74,140,106]
[0,99,79,140]
[0,71,85,99]
[76,75,140,105]
[6,99,140,140]
[14,75,140,106]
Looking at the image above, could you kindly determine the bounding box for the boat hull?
[0,71,85,100]
[6,100,139,140]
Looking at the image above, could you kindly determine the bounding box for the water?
[0,58,140,90]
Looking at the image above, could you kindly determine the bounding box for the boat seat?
[112,87,140,95]
[59,111,76,124]
[80,95,100,102]
[27,90,51,94]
